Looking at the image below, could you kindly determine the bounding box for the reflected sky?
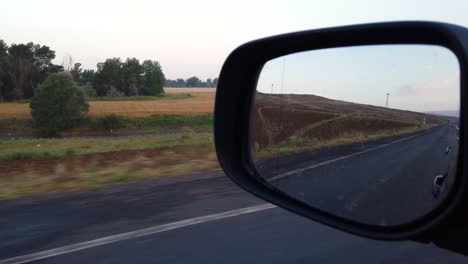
[257,45,459,112]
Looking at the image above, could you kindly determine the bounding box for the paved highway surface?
[0,125,466,263]
[263,124,459,226]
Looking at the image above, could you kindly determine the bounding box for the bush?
[178,127,194,143]
[64,148,77,156]
[131,114,213,129]
[94,114,127,130]
[30,73,89,136]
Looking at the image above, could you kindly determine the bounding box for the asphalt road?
[264,124,459,226]
[0,124,466,263]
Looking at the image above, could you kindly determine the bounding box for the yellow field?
[0,88,216,118]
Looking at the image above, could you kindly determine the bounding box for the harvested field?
[89,88,214,117]
[0,88,216,118]
[251,92,446,151]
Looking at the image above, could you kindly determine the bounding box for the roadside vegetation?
[0,132,213,161]
[0,140,217,198]
[30,73,89,136]
[0,84,216,198]
[255,123,438,159]
[0,113,213,136]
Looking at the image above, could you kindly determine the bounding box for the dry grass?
[0,132,213,160]
[0,88,216,118]
[0,143,218,198]
[89,89,214,117]
[255,124,437,159]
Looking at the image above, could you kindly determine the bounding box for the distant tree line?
[165,77,218,88]
[72,58,165,97]
[0,39,165,101]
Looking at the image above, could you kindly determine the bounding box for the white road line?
[269,129,434,182]
[0,203,276,264]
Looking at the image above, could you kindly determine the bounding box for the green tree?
[70,63,83,81]
[186,76,200,87]
[142,60,165,95]
[176,78,185,87]
[206,78,213,87]
[5,43,34,99]
[1,41,60,100]
[81,83,96,97]
[30,73,89,136]
[79,69,96,86]
[165,79,176,87]
[94,58,122,96]
[107,86,124,97]
[122,58,143,96]
[0,40,7,57]
[0,40,8,100]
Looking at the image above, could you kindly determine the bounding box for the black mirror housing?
[214,21,468,242]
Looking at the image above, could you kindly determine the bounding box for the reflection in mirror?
[251,45,460,226]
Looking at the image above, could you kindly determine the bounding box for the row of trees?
[165,77,218,88]
[0,40,63,101]
[0,39,166,101]
[71,58,165,97]
[0,39,219,101]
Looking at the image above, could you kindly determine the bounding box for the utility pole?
[385,93,390,108]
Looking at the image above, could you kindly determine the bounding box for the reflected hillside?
[251,92,447,156]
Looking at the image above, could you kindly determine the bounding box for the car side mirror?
[214,21,468,251]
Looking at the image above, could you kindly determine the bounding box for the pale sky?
[257,45,460,112]
[1,0,468,80]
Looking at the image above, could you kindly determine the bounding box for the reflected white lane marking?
[269,129,435,182]
[0,203,276,264]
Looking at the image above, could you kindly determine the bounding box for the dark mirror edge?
[215,21,468,245]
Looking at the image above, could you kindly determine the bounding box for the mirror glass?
[251,45,460,226]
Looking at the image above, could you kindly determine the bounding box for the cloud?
[397,85,417,96]
[392,72,460,112]
[395,72,459,97]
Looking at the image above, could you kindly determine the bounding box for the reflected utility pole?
[386,93,390,108]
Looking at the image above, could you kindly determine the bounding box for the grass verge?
[0,142,218,199]
[255,124,438,159]
[0,132,212,160]
[0,114,214,136]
